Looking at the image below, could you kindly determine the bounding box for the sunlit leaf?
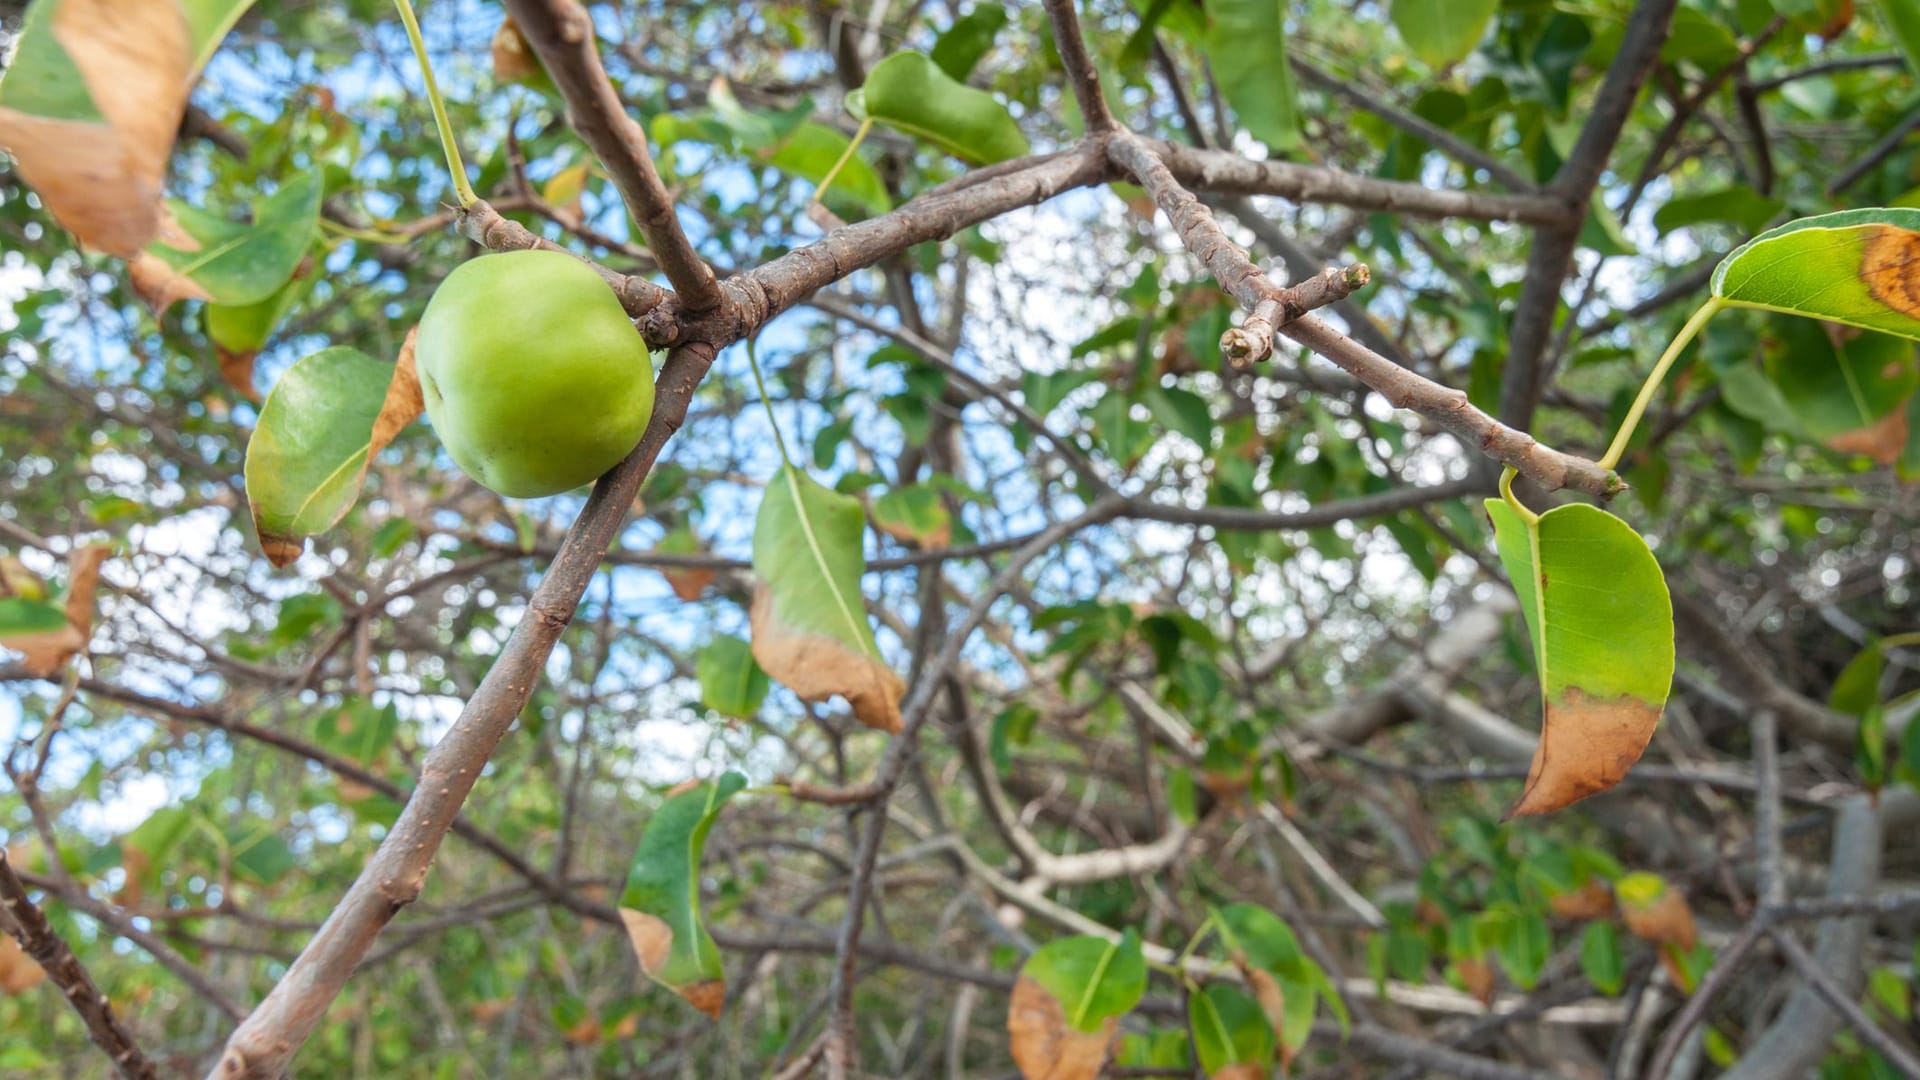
[207,259,316,402]
[1484,500,1674,816]
[751,464,904,732]
[1007,932,1146,1080]
[763,123,892,217]
[244,336,423,568]
[133,170,321,312]
[1389,0,1498,69]
[620,772,748,1018]
[1204,0,1300,150]
[1712,208,1920,341]
[853,51,1029,165]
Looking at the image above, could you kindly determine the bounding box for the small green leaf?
[144,171,321,307]
[1020,932,1147,1034]
[871,485,952,547]
[1389,0,1498,69]
[857,51,1028,165]
[1580,921,1625,995]
[930,5,1009,80]
[1831,640,1885,717]
[764,122,892,216]
[1143,384,1213,447]
[312,698,399,766]
[619,772,748,1018]
[1712,208,1920,341]
[1205,0,1301,150]
[697,636,769,719]
[1189,983,1276,1076]
[1484,500,1675,816]
[244,345,422,567]
[751,464,904,733]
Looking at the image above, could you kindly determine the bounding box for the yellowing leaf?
[1616,872,1697,949]
[750,464,904,733]
[0,545,108,677]
[0,0,257,256]
[1485,500,1674,816]
[244,333,423,567]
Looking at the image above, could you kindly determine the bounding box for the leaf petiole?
[1598,297,1724,471]
[1498,466,1539,527]
[744,338,793,468]
[393,0,478,207]
[810,116,873,213]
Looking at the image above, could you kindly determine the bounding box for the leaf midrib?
[781,466,880,663]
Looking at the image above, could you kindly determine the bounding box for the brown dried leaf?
[1547,880,1616,921]
[1825,401,1911,464]
[218,347,262,403]
[372,328,425,462]
[0,545,109,677]
[1212,1066,1267,1080]
[128,251,215,314]
[1621,889,1696,950]
[662,567,717,601]
[491,16,544,85]
[1507,689,1662,818]
[1456,956,1496,1006]
[0,933,44,995]
[0,0,194,256]
[1237,959,1288,1035]
[620,908,673,978]
[749,588,905,733]
[1006,974,1118,1080]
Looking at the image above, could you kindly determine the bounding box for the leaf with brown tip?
[1007,975,1119,1080]
[620,773,747,1018]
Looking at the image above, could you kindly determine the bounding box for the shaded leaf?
[1763,318,1917,464]
[207,258,315,402]
[619,772,748,1018]
[0,545,108,677]
[750,464,904,732]
[931,5,1009,80]
[244,334,424,567]
[854,51,1029,165]
[1484,500,1674,816]
[764,123,893,217]
[1189,983,1276,1078]
[133,170,321,313]
[1580,921,1625,995]
[1205,0,1301,150]
[312,698,399,767]
[697,636,769,719]
[491,15,552,89]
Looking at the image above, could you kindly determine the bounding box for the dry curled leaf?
[1547,879,1615,921]
[1618,878,1696,950]
[1825,402,1910,464]
[1006,975,1118,1080]
[1508,689,1662,818]
[0,544,109,676]
[1456,956,1496,1006]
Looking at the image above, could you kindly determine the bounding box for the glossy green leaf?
[144,171,320,308]
[854,51,1028,165]
[751,464,904,733]
[245,345,422,568]
[1711,208,1920,341]
[0,0,257,256]
[1580,921,1624,995]
[697,636,769,719]
[930,5,1009,80]
[1205,0,1301,150]
[1484,500,1675,816]
[1189,983,1276,1077]
[619,771,748,1018]
[1389,0,1498,69]
[1020,932,1147,1034]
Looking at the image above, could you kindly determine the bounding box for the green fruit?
[416,250,656,498]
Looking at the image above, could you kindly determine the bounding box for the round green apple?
[416,249,656,498]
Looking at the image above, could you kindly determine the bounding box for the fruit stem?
[393,0,478,207]
[810,117,873,214]
[1598,297,1723,471]
[1499,466,1539,527]
[744,338,794,469]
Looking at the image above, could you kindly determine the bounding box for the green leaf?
[1143,384,1214,447]
[1484,499,1675,816]
[1661,6,1740,66]
[619,771,748,1018]
[697,636,769,719]
[1653,185,1785,236]
[1020,932,1147,1034]
[1215,903,1309,983]
[1711,208,1920,341]
[1205,0,1301,150]
[244,345,421,568]
[208,260,315,359]
[144,171,321,308]
[930,5,1009,80]
[990,702,1039,775]
[1831,640,1885,717]
[1580,921,1625,995]
[1878,0,1920,74]
[855,51,1028,165]
[312,698,399,766]
[764,122,893,216]
[751,464,904,733]
[0,597,68,637]
[1389,0,1499,68]
[1762,317,1917,463]
[1189,983,1276,1076]
[224,820,294,885]
[871,485,953,547]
